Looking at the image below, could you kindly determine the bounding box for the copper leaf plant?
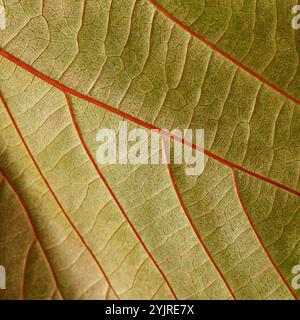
[0,0,299,300]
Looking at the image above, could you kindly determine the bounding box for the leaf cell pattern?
[0,0,299,300]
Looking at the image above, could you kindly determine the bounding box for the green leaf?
[0,0,299,300]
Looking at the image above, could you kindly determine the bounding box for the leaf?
[0,0,299,300]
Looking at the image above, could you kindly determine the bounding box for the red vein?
[21,240,35,300]
[161,138,237,300]
[65,93,177,300]
[147,0,300,109]
[232,169,298,300]
[0,49,299,197]
[0,171,64,300]
[0,93,120,300]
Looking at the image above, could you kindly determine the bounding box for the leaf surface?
[0,0,299,300]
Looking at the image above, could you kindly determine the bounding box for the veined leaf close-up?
[0,0,299,300]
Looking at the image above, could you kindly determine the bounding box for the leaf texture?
[0,0,299,300]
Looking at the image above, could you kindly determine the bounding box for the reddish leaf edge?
[65,93,178,300]
[0,94,120,300]
[0,49,298,198]
[161,138,237,300]
[233,169,297,300]
[147,0,300,110]
[0,170,64,300]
